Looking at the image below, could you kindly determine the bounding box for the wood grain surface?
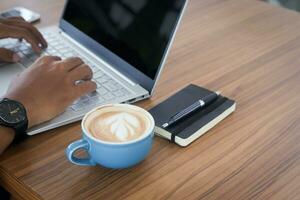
[1,0,300,199]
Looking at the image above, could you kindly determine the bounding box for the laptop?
[0,0,188,135]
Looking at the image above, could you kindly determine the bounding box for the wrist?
[0,126,15,154]
[0,125,15,137]
[0,125,16,138]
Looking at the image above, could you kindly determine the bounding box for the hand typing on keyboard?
[4,56,97,128]
[0,16,131,118]
[0,17,98,155]
[0,17,47,63]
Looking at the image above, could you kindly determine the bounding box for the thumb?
[0,48,20,63]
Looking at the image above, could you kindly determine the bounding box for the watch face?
[0,100,26,124]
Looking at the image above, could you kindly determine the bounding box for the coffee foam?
[84,106,151,143]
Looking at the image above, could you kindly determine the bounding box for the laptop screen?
[62,0,186,80]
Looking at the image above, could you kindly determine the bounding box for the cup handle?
[66,139,97,166]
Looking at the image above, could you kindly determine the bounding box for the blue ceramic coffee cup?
[65,104,155,169]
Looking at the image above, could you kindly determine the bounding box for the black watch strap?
[13,115,28,138]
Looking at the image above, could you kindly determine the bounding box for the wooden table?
[1,0,300,199]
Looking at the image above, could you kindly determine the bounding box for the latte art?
[105,112,140,141]
[85,106,150,143]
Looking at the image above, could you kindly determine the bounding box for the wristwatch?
[0,98,28,139]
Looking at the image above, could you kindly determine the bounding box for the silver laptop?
[0,0,188,135]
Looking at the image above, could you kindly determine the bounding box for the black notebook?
[149,84,236,147]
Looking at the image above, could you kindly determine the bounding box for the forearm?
[0,126,15,154]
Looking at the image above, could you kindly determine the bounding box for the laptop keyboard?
[1,33,131,112]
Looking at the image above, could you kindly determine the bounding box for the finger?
[1,24,42,53]
[75,81,97,96]
[5,17,25,21]
[56,57,84,71]
[8,17,27,42]
[36,55,61,64]
[0,48,20,63]
[69,64,93,82]
[14,21,47,48]
[2,19,47,48]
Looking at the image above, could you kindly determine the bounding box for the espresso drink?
[84,105,150,143]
